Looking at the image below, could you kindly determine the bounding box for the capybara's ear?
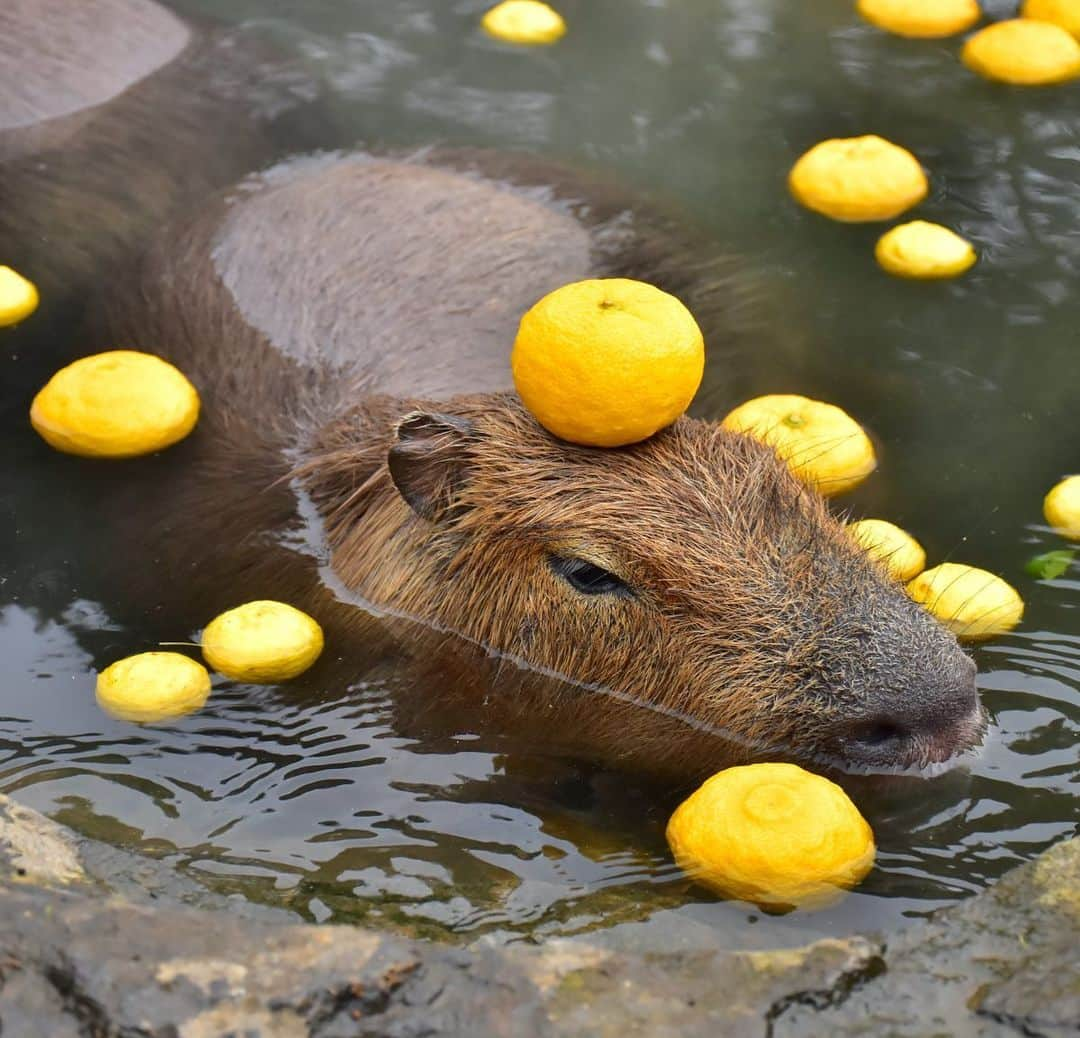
[388,412,477,521]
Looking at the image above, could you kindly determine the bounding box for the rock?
[775,836,1080,1038]
[0,793,1076,1037]
[0,794,85,886]
[0,871,880,1037]
[532,938,883,1038]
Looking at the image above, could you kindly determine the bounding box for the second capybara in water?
[89,149,984,779]
[0,0,319,310]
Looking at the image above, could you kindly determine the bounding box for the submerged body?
[0,0,316,307]
[92,150,983,777]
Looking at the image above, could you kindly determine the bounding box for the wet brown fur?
[297,391,981,772]
[90,150,982,777]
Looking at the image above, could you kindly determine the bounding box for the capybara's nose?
[843,655,983,769]
[944,654,980,724]
[923,653,980,725]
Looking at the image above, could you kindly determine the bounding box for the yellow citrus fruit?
[1044,475,1080,539]
[847,519,926,581]
[788,135,928,223]
[30,350,200,458]
[721,394,877,496]
[0,266,39,326]
[666,763,875,911]
[202,601,324,683]
[481,0,566,44]
[511,278,705,448]
[857,0,981,37]
[962,19,1080,84]
[875,221,977,280]
[907,563,1024,641]
[1023,0,1080,39]
[96,652,211,724]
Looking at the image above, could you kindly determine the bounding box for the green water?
[1,0,1077,951]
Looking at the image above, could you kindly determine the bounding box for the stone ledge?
[0,795,85,888]
[775,836,1080,1038]
[0,881,882,1038]
[1,794,1076,1037]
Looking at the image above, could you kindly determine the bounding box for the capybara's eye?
[549,556,633,599]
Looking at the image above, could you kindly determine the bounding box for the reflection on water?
[2,0,1078,948]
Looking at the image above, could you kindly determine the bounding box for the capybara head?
[303,393,984,774]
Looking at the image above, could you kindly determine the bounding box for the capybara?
[92,150,984,778]
[0,0,318,309]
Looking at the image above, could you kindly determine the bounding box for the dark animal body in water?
[84,147,986,779]
[0,0,319,310]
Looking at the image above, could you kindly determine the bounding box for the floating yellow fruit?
[847,519,926,581]
[907,563,1024,641]
[30,350,200,458]
[962,19,1080,84]
[511,278,705,447]
[1023,0,1080,39]
[1044,475,1080,539]
[857,0,981,38]
[481,0,566,44]
[875,221,977,280]
[788,135,928,223]
[202,601,324,683]
[666,763,875,911]
[721,394,876,496]
[0,266,39,326]
[96,652,211,724]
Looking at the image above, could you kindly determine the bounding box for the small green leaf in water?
[1025,550,1076,581]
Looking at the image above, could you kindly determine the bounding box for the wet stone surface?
[775,835,1080,1038]
[0,881,881,1038]
[0,793,84,888]
[0,795,1077,1037]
